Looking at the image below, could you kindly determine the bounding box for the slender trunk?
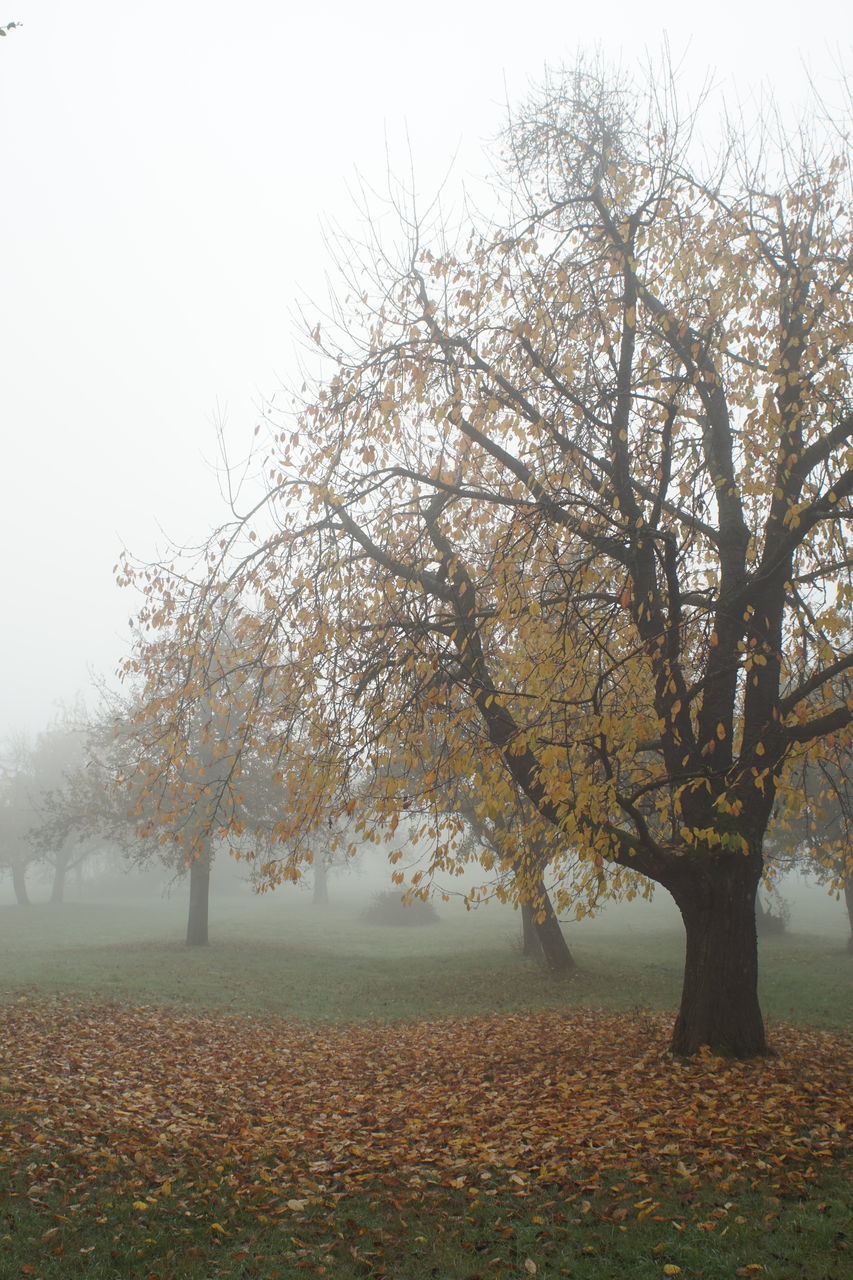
[755,893,785,935]
[313,854,329,906]
[186,854,211,946]
[522,882,576,974]
[521,901,541,956]
[754,893,768,932]
[844,876,853,955]
[12,862,30,906]
[667,855,768,1057]
[50,856,68,905]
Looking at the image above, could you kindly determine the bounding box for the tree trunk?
[522,882,576,974]
[12,862,30,906]
[754,893,786,935]
[313,853,329,906]
[844,875,853,955]
[754,893,768,932]
[50,855,69,905]
[521,901,541,956]
[668,857,768,1057]
[186,854,211,946]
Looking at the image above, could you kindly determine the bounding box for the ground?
[0,887,850,1278]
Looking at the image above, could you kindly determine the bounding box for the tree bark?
[844,875,853,954]
[521,882,576,973]
[186,853,211,946]
[50,854,68,905]
[668,856,768,1057]
[11,861,30,906]
[313,853,329,906]
[521,900,541,956]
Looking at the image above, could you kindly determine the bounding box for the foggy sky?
[1,0,848,738]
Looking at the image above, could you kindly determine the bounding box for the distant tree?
[113,613,324,945]
[764,736,852,949]
[109,687,235,947]
[0,718,104,906]
[0,753,39,905]
[451,794,577,973]
[25,717,104,904]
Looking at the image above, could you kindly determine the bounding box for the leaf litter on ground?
[0,1000,848,1233]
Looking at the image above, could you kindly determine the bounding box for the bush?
[362,890,440,927]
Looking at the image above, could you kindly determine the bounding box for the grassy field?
[0,882,850,1027]
[1,883,850,1279]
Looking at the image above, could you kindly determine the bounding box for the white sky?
[0,0,848,737]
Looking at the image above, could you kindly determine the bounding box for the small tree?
[26,717,105,904]
[0,719,104,906]
[115,608,336,944]
[0,760,38,905]
[764,737,853,949]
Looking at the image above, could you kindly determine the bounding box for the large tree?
[125,64,851,1056]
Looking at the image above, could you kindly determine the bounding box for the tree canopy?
[123,63,852,1056]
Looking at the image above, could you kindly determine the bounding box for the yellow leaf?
[663,1267,681,1276]
[131,1201,148,1212]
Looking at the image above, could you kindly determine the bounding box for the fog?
[1,838,847,948]
[1,5,849,961]
[1,0,848,737]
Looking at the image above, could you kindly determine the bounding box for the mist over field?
[1,9,851,1279]
[0,849,846,933]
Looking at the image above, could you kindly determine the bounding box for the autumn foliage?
[120,62,852,1058]
[1,1001,847,1225]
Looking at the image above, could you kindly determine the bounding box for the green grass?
[1,1163,849,1279]
[1,886,850,1278]
[0,888,850,1029]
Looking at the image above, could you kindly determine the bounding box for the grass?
[1,882,850,1278]
[0,886,850,1028]
[2,1165,850,1279]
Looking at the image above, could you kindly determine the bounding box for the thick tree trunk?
[844,876,853,955]
[521,883,576,974]
[313,854,329,906]
[186,855,211,946]
[668,858,768,1057]
[12,862,30,906]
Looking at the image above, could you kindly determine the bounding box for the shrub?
[362,890,440,927]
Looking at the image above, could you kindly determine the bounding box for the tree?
[114,615,326,945]
[0,756,39,905]
[764,734,853,948]
[0,719,103,906]
[451,790,577,973]
[26,717,103,904]
[123,61,851,1056]
[110,684,237,947]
